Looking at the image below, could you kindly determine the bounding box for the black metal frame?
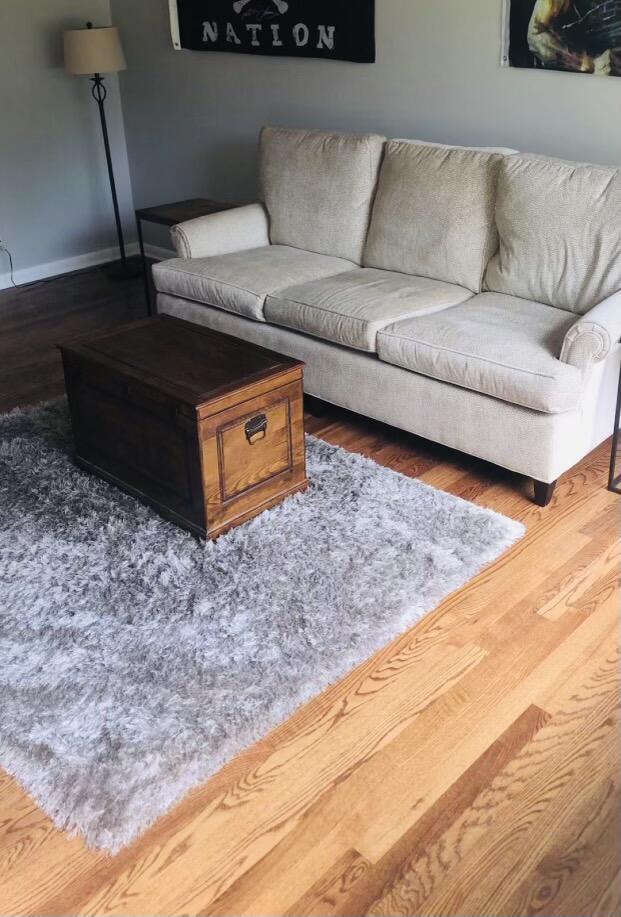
[90,71,130,272]
[608,360,621,494]
[135,212,153,314]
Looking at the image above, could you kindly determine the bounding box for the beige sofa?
[153,128,621,505]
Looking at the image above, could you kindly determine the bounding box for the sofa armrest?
[171,203,270,259]
[560,291,621,371]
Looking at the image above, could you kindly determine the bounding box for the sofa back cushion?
[363,141,502,292]
[259,126,385,263]
[485,155,621,314]
[393,138,518,155]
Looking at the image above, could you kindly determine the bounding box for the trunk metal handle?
[245,413,268,444]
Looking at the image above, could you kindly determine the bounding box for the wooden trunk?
[59,316,308,539]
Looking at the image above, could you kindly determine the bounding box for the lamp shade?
[64,25,126,75]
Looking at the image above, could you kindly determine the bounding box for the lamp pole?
[90,77,127,267]
[85,21,134,276]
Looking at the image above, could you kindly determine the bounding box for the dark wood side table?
[135,198,235,316]
[608,361,621,494]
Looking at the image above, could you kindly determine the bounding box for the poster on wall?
[169,0,376,63]
[502,1,621,76]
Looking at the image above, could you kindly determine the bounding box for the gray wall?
[113,0,620,230]
[0,0,134,278]
[4,0,619,275]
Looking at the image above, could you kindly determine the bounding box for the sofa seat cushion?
[264,269,473,352]
[152,246,356,322]
[363,141,502,292]
[377,293,583,413]
[260,127,386,263]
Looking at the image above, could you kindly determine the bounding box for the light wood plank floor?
[0,266,619,916]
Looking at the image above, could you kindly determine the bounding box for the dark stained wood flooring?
[0,259,148,413]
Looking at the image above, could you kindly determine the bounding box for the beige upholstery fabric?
[485,155,621,314]
[393,138,518,154]
[377,293,582,413]
[265,268,472,352]
[259,126,385,263]
[363,142,502,292]
[158,293,621,483]
[561,291,621,371]
[171,204,269,259]
[152,246,355,322]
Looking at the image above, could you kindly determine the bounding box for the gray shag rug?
[0,401,524,852]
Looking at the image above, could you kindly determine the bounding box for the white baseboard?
[0,243,175,292]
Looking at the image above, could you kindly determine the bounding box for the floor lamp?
[64,22,138,277]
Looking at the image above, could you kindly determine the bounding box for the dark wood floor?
[0,264,619,917]
[0,258,149,413]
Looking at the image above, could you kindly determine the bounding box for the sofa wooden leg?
[304,395,331,418]
[533,479,557,507]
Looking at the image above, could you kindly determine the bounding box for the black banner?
[170,0,375,63]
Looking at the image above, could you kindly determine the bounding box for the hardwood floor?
[0,266,619,917]
[0,258,148,413]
